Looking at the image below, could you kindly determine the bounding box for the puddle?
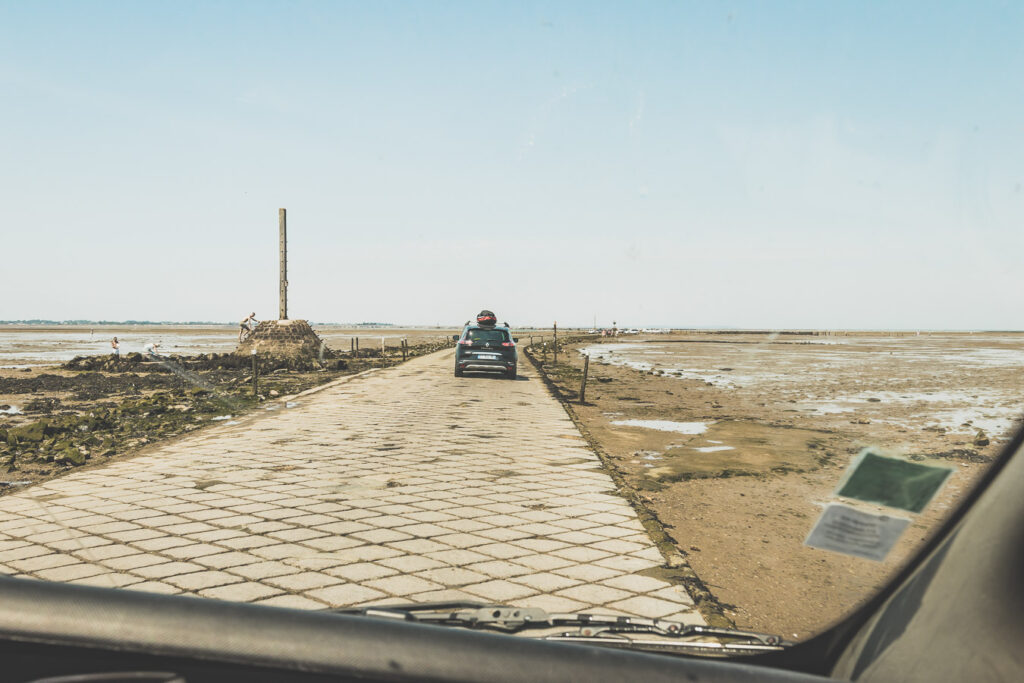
[643,421,830,483]
[0,406,22,415]
[286,402,299,408]
[611,419,709,434]
[211,415,233,421]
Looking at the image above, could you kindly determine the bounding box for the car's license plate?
[479,354,500,360]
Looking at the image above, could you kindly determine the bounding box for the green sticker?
[836,450,953,514]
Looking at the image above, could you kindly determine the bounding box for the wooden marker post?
[251,351,259,397]
[579,353,590,404]
[402,339,408,362]
[350,338,354,356]
[355,337,360,358]
[553,322,558,366]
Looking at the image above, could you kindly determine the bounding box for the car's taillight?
[501,341,514,347]
[458,339,472,345]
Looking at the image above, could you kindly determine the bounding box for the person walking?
[111,337,120,359]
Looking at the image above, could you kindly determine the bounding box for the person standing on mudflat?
[111,337,120,359]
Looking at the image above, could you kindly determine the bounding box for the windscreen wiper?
[332,601,792,656]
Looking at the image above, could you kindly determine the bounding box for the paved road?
[0,349,702,622]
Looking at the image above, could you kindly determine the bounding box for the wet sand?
[531,332,1023,639]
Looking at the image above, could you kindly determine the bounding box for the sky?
[1,1,1022,329]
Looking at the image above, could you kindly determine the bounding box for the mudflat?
[532,332,1023,639]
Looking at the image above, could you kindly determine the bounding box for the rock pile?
[236,319,334,369]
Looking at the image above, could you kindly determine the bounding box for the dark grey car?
[453,324,517,379]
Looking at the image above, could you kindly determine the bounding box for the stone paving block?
[511,572,581,593]
[131,537,193,552]
[601,575,669,594]
[34,562,108,582]
[123,581,182,595]
[513,554,576,572]
[350,528,414,544]
[69,572,144,589]
[256,594,327,610]
[363,574,443,596]
[132,561,205,580]
[195,552,262,570]
[556,584,633,606]
[325,562,398,582]
[167,570,244,591]
[553,565,623,583]
[413,567,490,587]
[200,582,281,602]
[607,595,686,619]
[229,561,298,580]
[463,579,539,602]
[265,571,342,591]
[550,546,613,563]
[1,544,58,562]
[512,538,570,553]
[307,584,387,606]
[163,543,227,560]
[594,555,660,573]
[647,586,696,605]
[430,533,490,549]
[217,535,279,551]
[521,594,589,613]
[423,548,491,566]
[11,553,81,573]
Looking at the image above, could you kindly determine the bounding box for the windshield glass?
[0,0,1021,657]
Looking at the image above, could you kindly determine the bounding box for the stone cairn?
[236,320,333,368]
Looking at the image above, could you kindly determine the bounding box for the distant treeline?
[0,320,231,325]
[0,319,394,326]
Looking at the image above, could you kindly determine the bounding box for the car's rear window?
[466,329,509,343]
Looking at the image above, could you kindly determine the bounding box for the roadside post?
[579,352,590,403]
[251,349,258,398]
[381,337,386,365]
[402,339,408,362]
[553,322,558,366]
[350,338,354,356]
[355,337,360,358]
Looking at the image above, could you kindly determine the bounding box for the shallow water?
[585,333,1024,441]
[610,419,709,434]
[0,328,239,367]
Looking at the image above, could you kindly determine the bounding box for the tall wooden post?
[553,321,558,366]
[279,208,288,320]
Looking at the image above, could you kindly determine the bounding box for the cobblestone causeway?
[0,350,702,623]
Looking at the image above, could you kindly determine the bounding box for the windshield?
[0,0,1021,660]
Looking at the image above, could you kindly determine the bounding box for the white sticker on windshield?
[804,503,910,562]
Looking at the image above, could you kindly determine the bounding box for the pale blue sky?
[2,1,1021,328]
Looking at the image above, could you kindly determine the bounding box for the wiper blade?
[332,601,792,656]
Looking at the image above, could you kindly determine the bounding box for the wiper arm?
[332,601,792,656]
